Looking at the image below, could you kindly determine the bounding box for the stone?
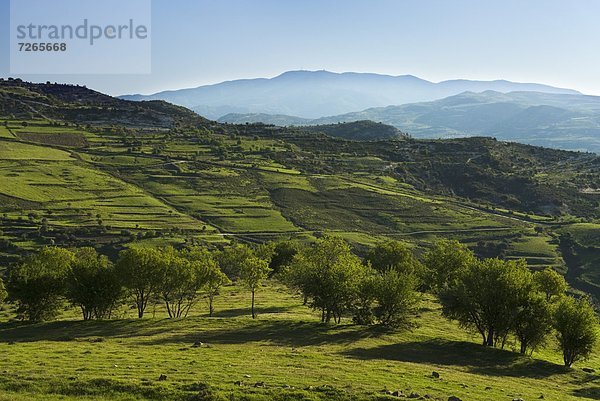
[158,374,167,381]
[254,382,265,388]
[391,390,404,397]
[244,374,251,378]
[512,398,524,401]
[431,371,440,378]
[408,392,420,399]
[448,397,462,401]
[485,386,492,391]
[234,381,243,386]
[192,341,203,348]
[582,368,595,373]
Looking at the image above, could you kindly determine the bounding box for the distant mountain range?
[219,90,600,153]
[120,70,579,120]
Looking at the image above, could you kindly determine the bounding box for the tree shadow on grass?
[209,305,295,318]
[143,319,381,347]
[343,339,566,378]
[0,319,176,343]
[0,317,382,348]
[573,387,600,400]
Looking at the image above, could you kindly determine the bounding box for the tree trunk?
[251,289,256,319]
[209,296,214,317]
[520,341,527,354]
[486,328,494,347]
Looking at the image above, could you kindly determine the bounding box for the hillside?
[0,81,599,300]
[0,78,215,130]
[120,70,578,119]
[298,121,406,141]
[219,91,600,153]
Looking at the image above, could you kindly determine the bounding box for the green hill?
[0,80,599,299]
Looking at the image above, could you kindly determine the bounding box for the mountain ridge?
[119,70,580,119]
[218,90,600,153]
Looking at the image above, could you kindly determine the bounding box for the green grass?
[562,223,600,247]
[0,158,215,233]
[0,126,14,138]
[0,283,597,401]
[0,140,73,160]
[506,233,563,268]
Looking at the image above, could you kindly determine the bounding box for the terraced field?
[0,111,598,297]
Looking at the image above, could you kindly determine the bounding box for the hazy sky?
[1,0,599,96]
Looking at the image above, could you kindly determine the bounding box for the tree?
[372,270,419,328]
[440,258,531,347]
[216,244,255,279]
[204,259,230,317]
[66,247,122,320]
[160,247,202,318]
[184,247,229,317]
[553,296,598,367]
[8,247,74,322]
[287,236,368,323]
[239,256,271,318]
[423,239,476,293]
[267,240,301,277]
[352,274,377,325]
[366,240,422,276]
[513,293,552,354]
[534,268,567,302]
[116,247,165,318]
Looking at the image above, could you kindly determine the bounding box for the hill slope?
[0,81,599,298]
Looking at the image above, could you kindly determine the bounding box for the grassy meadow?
[0,283,598,401]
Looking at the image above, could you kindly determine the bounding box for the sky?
[1,0,599,96]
